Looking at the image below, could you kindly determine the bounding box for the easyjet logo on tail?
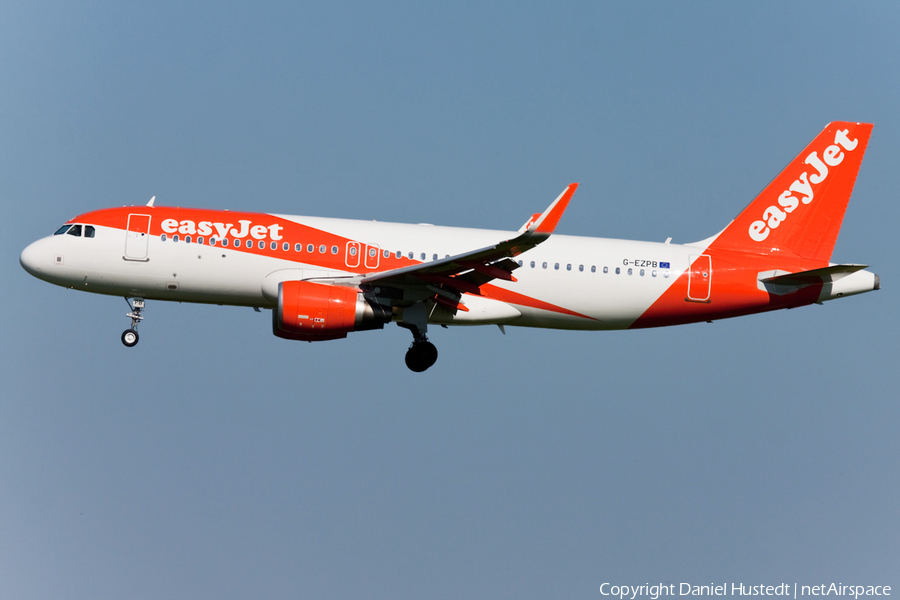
[748,129,859,242]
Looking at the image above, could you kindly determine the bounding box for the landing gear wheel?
[122,329,139,347]
[405,341,438,372]
[122,297,145,348]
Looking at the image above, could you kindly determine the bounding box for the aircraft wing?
[357,183,577,311]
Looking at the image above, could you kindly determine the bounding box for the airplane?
[20,121,879,372]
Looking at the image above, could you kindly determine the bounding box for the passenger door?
[124,214,151,261]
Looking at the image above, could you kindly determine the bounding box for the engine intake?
[273,280,391,341]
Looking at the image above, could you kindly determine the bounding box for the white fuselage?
[21,215,702,331]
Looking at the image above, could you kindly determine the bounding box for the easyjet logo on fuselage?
[160,218,284,241]
[748,129,859,242]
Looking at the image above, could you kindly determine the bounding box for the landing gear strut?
[122,297,145,348]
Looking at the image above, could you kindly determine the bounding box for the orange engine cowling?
[273,280,392,342]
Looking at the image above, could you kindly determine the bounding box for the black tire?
[121,329,139,347]
[405,341,438,372]
[419,341,438,368]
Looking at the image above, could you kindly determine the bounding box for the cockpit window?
[84,225,95,238]
[54,225,71,235]
[66,224,83,237]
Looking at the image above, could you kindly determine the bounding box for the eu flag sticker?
[660,262,670,268]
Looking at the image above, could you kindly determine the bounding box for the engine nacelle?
[273,280,392,342]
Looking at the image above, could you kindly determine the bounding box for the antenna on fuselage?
[146,196,156,207]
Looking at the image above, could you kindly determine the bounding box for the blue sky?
[2,2,898,598]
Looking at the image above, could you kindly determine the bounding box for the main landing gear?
[399,302,438,372]
[405,338,438,373]
[122,297,145,348]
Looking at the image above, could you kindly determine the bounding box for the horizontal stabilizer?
[757,263,879,298]
[760,264,868,286]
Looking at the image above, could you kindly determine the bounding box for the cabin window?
[221,238,228,246]
[640,269,645,276]
[198,237,204,245]
[210,237,217,246]
[173,234,179,242]
[542,262,547,269]
[349,246,358,256]
[554,263,559,270]
[420,253,426,260]
[258,241,265,249]
[652,270,657,277]
[67,225,82,237]
[566,264,572,271]
[161,234,167,242]
[54,225,71,235]
[185,236,192,244]
[530,261,535,268]
[433,253,438,261]
[578,265,584,272]
[517,260,523,267]
[307,244,314,253]
[408,251,414,259]
[84,226,95,238]
[283,242,289,251]
[627,268,633,275]
[319,245,326,254]
[396,250,402,258]
[593,266,598,273]
[295,243,302,252]
[615,267,620,274]
[664,270,670,278]
[271,241,277,250]
[332,246,339,255]
[603,266,608,274]
[245,240,252,248]
[383,249,390,258]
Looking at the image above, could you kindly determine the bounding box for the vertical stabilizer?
[708,122,872,262]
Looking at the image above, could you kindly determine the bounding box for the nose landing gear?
[122,297,145,347]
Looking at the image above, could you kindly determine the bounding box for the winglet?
[527,183,577,234]
[146,196,156,208]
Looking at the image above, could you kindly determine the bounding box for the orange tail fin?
[708,122,872,262]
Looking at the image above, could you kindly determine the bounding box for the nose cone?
[20,240,43,276]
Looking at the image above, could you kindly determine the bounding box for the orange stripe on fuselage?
[631,250,825,329]
[71,206,421,272]
[479,283,596,321]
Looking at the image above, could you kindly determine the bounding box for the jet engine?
[273,280,392,341]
